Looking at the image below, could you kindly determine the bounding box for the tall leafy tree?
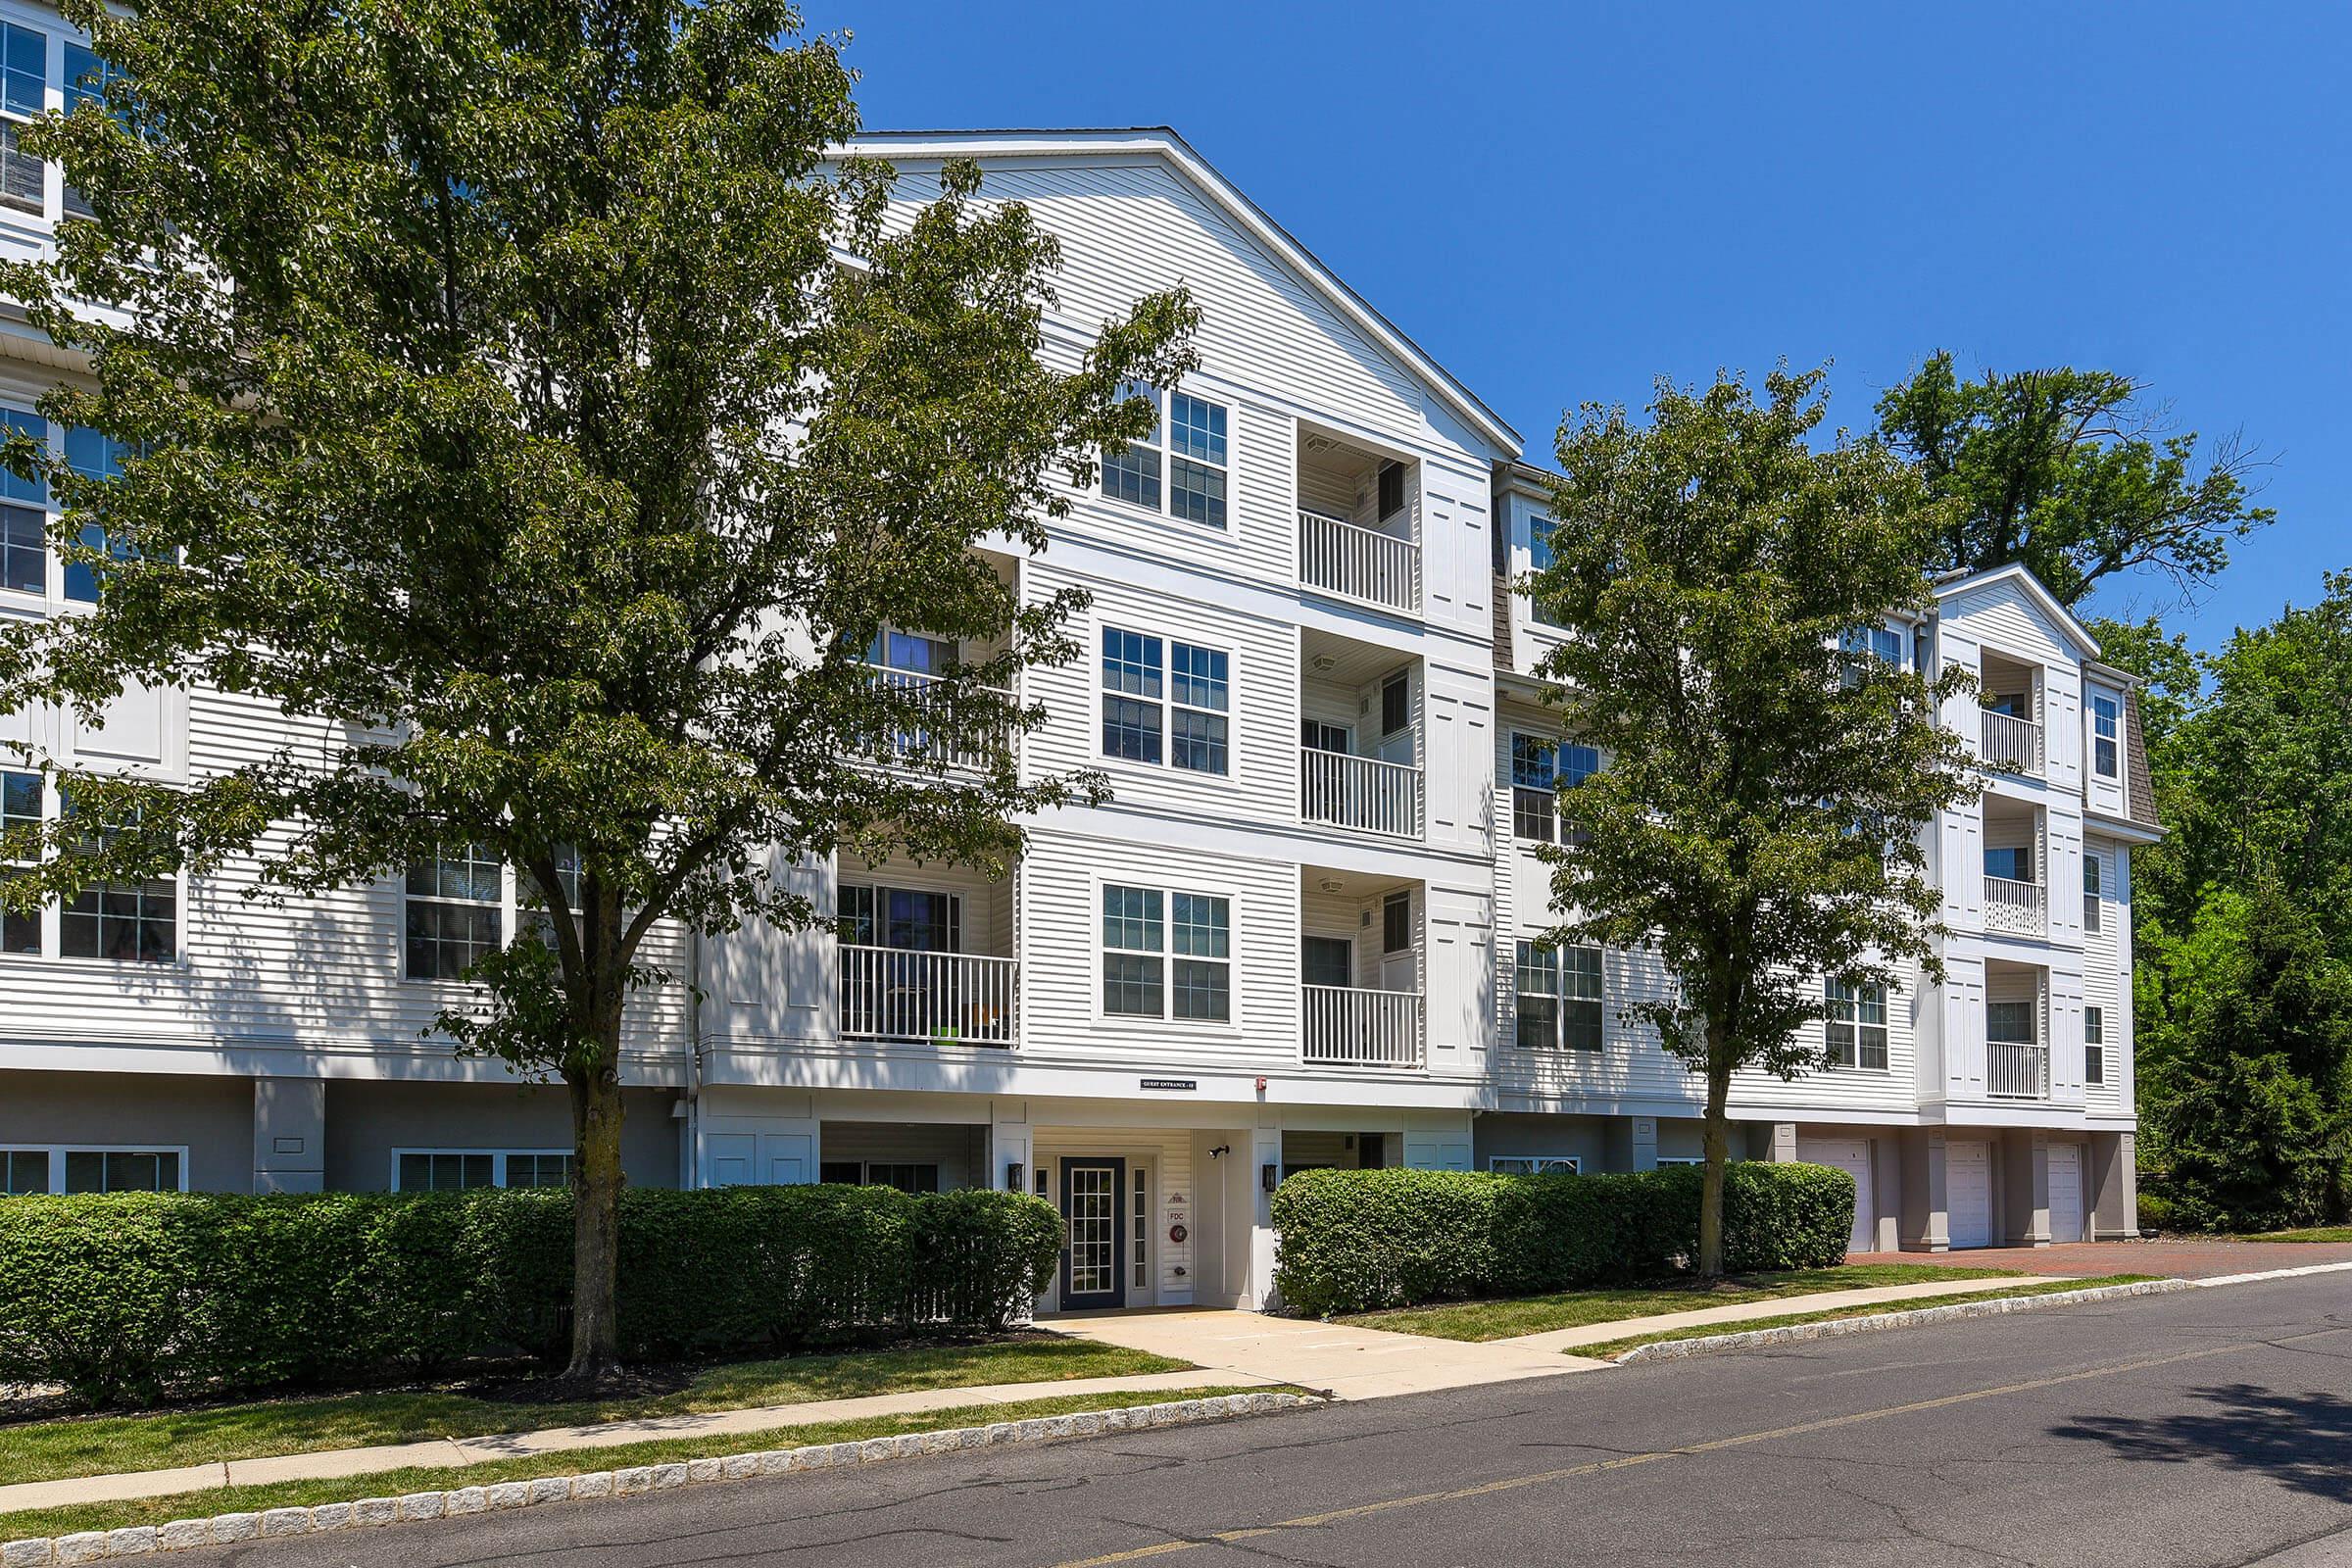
[0,0,1194,1379]
[1876,351,2273,606]
[1528,368,1979,1275]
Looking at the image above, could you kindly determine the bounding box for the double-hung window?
[2082,854,2103,934]
[63,426,129,603]
[1825,980,1889,1070]
[406,843,503,979]
[2090,693,2121,779]
[1102,385,1229,530]
[0,407,45,597]
[2084,1006,2106,1084]
[61,42,115,218]
[0,22,43,215]
[58,797,174,962]
[0,767,37,955]
[1102,883,1230,1022]
[1527,517,1567,628]
[1101,627,1229,775]
[1840,624,1904,671]
[394,1150,572,1191]
[1515,940,1601,1051]
[1509,734,1597,843]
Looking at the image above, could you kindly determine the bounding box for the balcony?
[1986,1039,2049,1100]
[1300,984,1425,1068]
[840,946,1017,1047]
[1300,747,1422,839]
[864,665,1013,775]
[1298,510,1420,615]
[1979,708,2044,778]
[1983,874,2045,937]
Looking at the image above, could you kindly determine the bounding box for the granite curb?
[1608,1277,2193,1364]
[0,1392,1316,1564]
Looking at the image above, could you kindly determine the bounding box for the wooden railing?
[864,666,1012,774]
[1299,747,1423,839]
[1298,510,1419,614]
[840,945,1017,1047]
[1979,709,2044,777]
[1300,984,1425,1068]
[1983,874,2046,937]
[1986,1039,2049,1100]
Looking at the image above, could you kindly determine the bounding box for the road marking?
[1046,1328,2350,1568]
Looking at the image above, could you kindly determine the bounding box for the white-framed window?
[392,1149,573,1192]
[2084,1005,2106,1085]
[1490,1155,1578,1175]
[1132,1164,1151,1290]
[0,1146,188,1195]
[1381,890,1411,956]
[1102,384,1229,530]
[50,793,176,964]
[1986,1000,2037,1046]
[1526,516,1566,628]
[1515,940,1602,1052]
[0,20,46,216]
[1102,883,1230,1022]
[2082,854,2103,934]
[1825,980,1889,1071]
[60,40,114,219]
[818,1160,941,1193]
[0,407,43,598]
[0,765,37,955]
[2090,692,2121,779]
[1100,627,1230,775]
[1840,624,1905,669]
[405,842,503,980]
[61,425,129,604]
[1510,734,1598,843]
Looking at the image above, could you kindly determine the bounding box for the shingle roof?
[2125,688,2163,830]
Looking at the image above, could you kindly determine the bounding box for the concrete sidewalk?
[1051,1308,1609,1399]
[0,1368,1267,1516]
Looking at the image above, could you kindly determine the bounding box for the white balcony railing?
[1986,1039,2049,1100]
[1299,747,1423,839]
[1301,984,1425,1068]
[864,666,1011,774]
[1980,709,2044,777]
[1983,875,2046,937]
[1298,510,1420,614]
[840,945,1017,1047]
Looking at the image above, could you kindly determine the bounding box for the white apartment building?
[0,98,2158,1308]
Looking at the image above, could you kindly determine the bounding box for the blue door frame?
[1058,1156,1127,1309]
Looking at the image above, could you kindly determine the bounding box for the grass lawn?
[2240,1227,2352,1244]
[1573,1274,2159,1359]
[0,1338,1189,1489]
[1339,1263,2028,1342]
[0,1384,1278,1544]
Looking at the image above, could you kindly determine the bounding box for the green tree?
[0,0,1193,1380]
[1527,368,1979,1275]
[1876,351,2273,606]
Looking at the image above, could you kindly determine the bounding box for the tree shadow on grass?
[2052,1383,2352,1504]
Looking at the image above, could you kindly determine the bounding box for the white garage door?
[1948,1141,1992,1249]
[2048,1144,2084,1244]
[1798,1138,1877,1254]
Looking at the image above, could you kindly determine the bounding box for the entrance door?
[1948,1141,1992,1249]
[2048,1144,2084,1243]
[1059,1157,1126,1309]
[1798,1138,1877,1254]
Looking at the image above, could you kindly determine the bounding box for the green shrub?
[2135,1189,2177,1236]
[1270,1161,1856,1316]
[0,1184,1064,1407]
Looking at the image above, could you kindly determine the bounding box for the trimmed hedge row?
[1269,1161,1856,1316]
[0,1185,1061,1406]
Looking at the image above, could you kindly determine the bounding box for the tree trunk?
[565,1067,627,1381]
[1697,1045,1733,1280]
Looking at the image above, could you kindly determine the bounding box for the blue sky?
[828,1,2346,652]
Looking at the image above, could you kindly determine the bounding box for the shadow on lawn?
[2052,1383,2352,1504]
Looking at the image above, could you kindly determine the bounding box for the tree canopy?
[0,0,1194,1376]
[1876,351,2273,606]
[1529,367,1979,1274]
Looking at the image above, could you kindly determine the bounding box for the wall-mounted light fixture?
[1004,1161,1024,1193]
[1261,1163,1279,1194]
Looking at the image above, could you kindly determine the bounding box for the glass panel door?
[1058,1157,1126,1308]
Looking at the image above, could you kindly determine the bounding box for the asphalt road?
[171,1272,2352,1568]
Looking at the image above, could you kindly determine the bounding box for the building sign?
[1139,1078,1197,1092]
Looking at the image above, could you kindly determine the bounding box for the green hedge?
[0,1185,1061,1406]
[1270,1161,1856,1316]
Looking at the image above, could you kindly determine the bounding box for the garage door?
[2047,1144,2084,1244]
[1947,1141,1992,1249]
[1798,1138,1876,1253]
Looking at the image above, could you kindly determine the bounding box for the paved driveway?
[1849,1237,2352,1278]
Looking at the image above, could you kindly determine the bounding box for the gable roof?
[1932,562,2104,662]
[846,128,1522,458]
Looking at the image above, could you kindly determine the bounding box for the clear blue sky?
[827,1,2346,652]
